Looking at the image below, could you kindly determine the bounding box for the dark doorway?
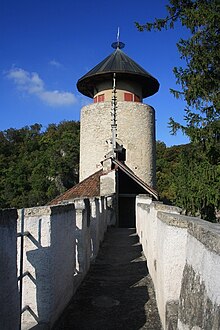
[117,168,147,228]
[118,196,135,228]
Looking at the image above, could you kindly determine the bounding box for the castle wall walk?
[1,195,220,329]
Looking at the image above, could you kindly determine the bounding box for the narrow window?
[124,93,133,101]
[98,94,105,102]
[134,94,140,102]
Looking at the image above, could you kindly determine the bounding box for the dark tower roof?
[77,44,159,99]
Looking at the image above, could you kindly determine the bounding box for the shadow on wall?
[21,196,115,329]
[88,196,115,264]
[75,198,91,278]
[24,204,76,327]
[0,209,20,330]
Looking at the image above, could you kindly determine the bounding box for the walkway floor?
[53,228,162,330]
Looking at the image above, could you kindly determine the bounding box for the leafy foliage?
[137,0,220,221]
[0,121,80,209]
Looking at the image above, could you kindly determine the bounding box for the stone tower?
[77,41,159,187]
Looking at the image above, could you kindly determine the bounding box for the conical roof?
[77,45,159,98]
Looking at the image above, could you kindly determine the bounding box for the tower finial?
[117,27,120,43]
[111,28,125,49]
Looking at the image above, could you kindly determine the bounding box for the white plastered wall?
[135,196,220,329]
[15,196,115,329]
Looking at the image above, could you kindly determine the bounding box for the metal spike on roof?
[111,27,125,50]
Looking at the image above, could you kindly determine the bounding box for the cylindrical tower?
[77,42,159,188]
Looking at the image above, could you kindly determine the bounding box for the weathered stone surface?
[157,212,189,228]
[157,211,220,254]
[23,206,52,216]
[137,203,151,213]
[178,263,220,330]
[187,219,220,254]
[53,228,162,330]
[80,101,156,187]
[166,300,179,330]
[153,203,182,214]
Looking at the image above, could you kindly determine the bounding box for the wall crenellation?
[0,196,116,329]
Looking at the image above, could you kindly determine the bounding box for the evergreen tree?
[137,0,220,221]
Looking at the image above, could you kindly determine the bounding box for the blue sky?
[0,0,190,146]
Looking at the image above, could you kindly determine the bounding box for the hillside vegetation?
[0,122,219,221]
[0,121,80,208]
[156,141,219,222]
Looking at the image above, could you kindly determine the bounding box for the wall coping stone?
[153,202,182,214]
[188,218,220,255]
[158,211,220,254]
[157,212,189,228]
[22,206,51,217]
[20,204,75,217]
[137,202,182,215]
[137,203,150,213]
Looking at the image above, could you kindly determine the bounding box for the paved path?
[53,228,162,330]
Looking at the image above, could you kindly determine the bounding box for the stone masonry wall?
[136,195,220,330]
[80,101,156,187]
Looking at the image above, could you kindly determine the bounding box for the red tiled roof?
[48,169,103,205]
[48,159,158,206]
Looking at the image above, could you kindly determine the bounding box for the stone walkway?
[53,228,162,330]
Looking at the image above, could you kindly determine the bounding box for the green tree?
[137,0,220,221]
[0,121,80,209]
[173,145,219,222]
[156,141,187,204]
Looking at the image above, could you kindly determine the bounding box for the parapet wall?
[2,194,219,329]
[0,196,116,330]
[136,195,220,330]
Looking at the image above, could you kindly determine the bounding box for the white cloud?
[6,68,44,93]
[49,59,63,68]
[6,67,76,107]
[39,90,76,106]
